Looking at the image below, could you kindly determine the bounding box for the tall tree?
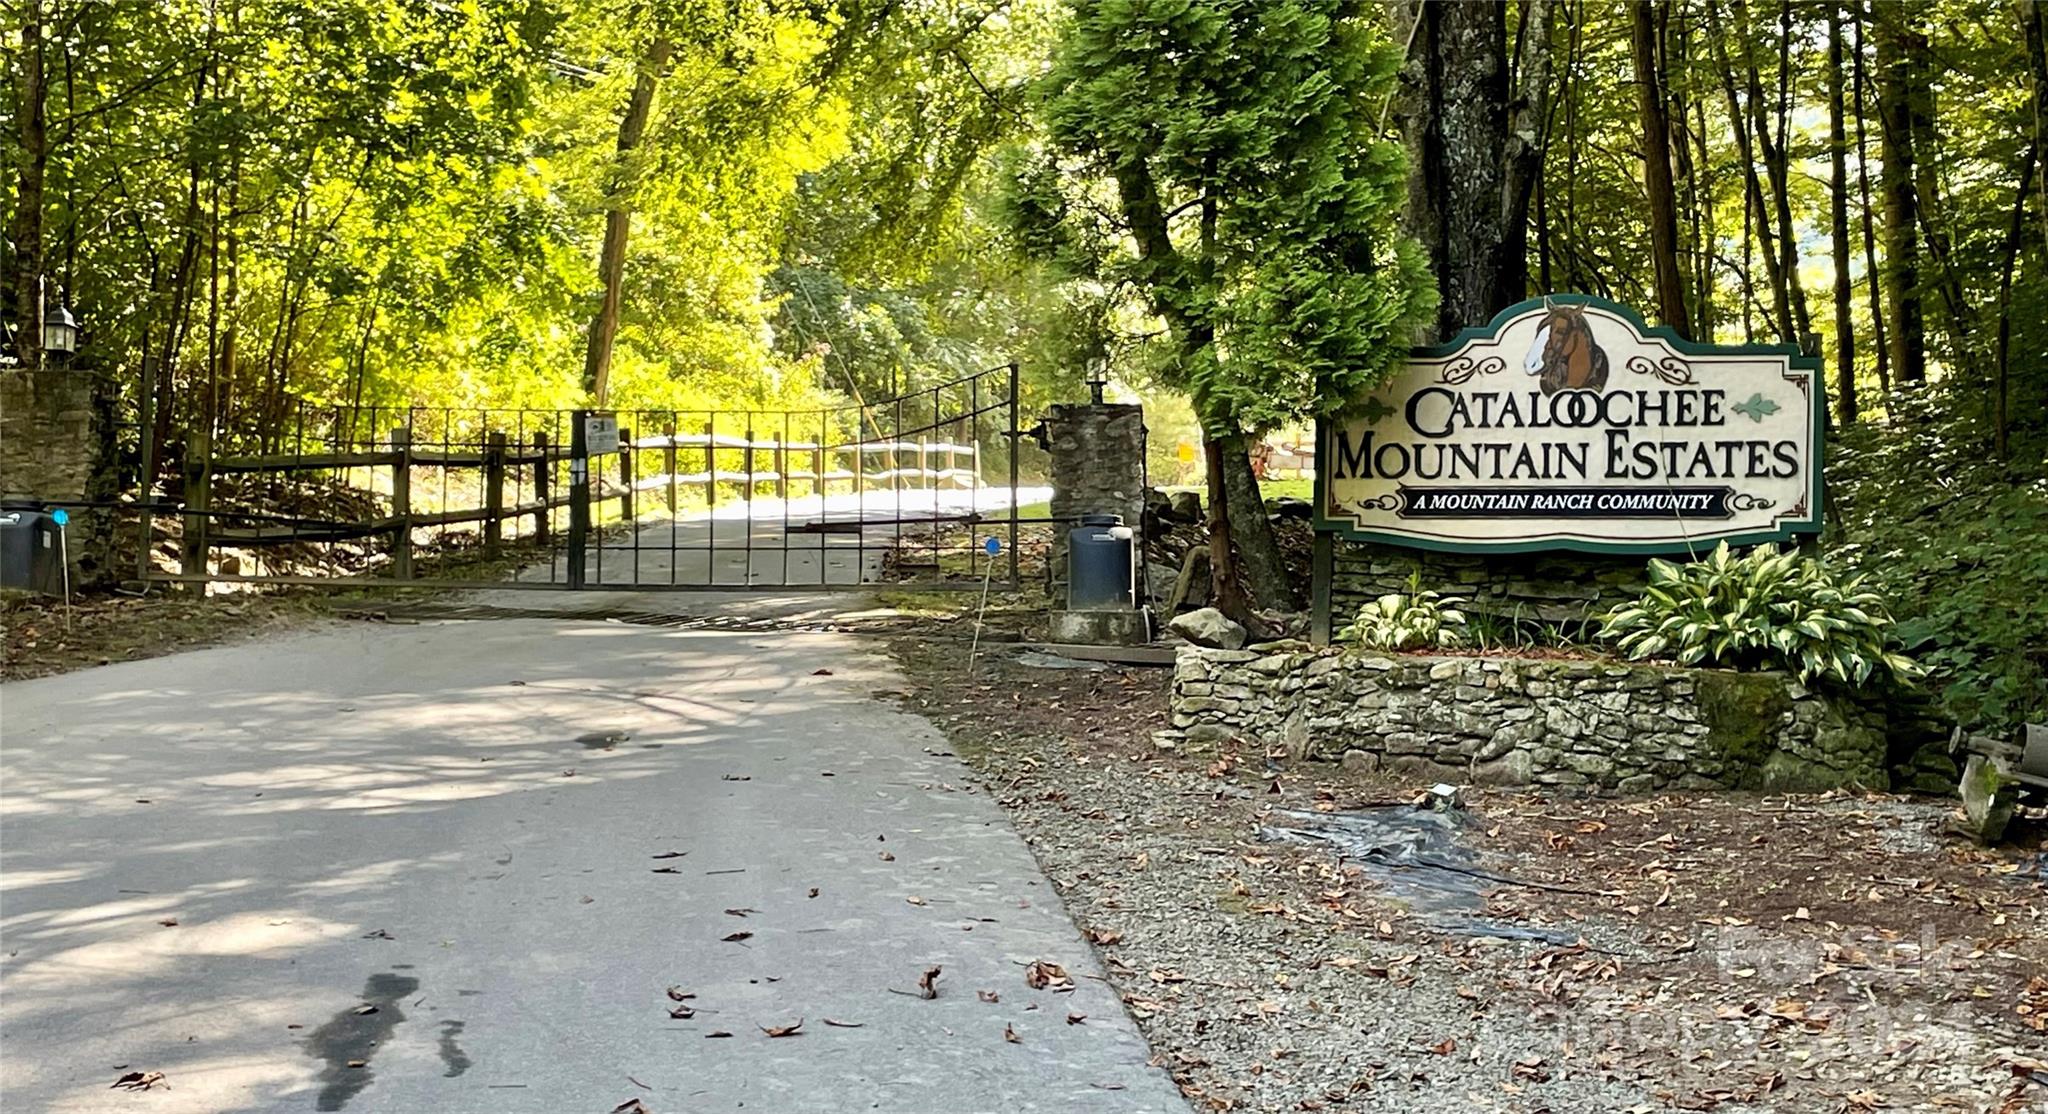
[1852,0,1889,397]
[1038,0,1435,616]
[1395,0,1550,336]
[582,36,673,406]
[1875,3,1927,385]
[1630,0,1689,337]
[1827,1,1857,423]
[11,0,46,372]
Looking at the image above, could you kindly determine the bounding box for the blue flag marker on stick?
[50,508,68,527]
[984,536,1001,556]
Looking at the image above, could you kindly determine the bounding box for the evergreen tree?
[1032,0,1435,616]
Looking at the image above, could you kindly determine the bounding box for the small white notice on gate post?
[583,412,620,456]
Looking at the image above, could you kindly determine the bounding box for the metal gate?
[155,363,1036,592]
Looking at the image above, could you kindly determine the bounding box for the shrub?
[1340,573,1467,651]
[1598,542,1922,687]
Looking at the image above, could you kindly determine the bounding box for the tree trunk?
[2032,0,2048,249]
[1852,0,1889,396]
[1398,0,1530,334]
[1991,143,2037,458]
[1631,0,1689,337]
[581,36,673,406]
[1875,5,1926,385]
[1707,0,1792,342]
[1827,3,1857,424]
[13,0,45,373]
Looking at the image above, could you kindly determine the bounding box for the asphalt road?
[0,613,1183,1113]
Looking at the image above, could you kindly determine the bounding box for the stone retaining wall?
[1170,645,1890,793]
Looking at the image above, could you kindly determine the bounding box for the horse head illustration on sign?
[1522,297,1610,395]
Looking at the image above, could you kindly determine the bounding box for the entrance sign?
[1315,295,1822,555]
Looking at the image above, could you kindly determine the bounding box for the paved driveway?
[0,614,1182,1112]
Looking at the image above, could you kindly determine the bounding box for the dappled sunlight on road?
[0,616,909,1111]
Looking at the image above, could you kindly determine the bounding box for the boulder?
[1145,562,1181,604]
[1168,490,1203,522]
[1168,607,1247,650]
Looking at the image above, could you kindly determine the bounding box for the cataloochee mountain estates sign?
[1315,295,1822,555]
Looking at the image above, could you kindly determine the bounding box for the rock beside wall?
[1170,645,1889,793]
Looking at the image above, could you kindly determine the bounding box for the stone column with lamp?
[1,297,120,590]
[1038,359,1150,644]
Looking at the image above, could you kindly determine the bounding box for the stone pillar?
[1042,401,1145,594]
[0,367,119,587]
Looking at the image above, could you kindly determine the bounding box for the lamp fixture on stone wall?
[1085,355,1108,405]
[42,300,78,358]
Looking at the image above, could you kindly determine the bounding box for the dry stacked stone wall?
[1170,644,1890,793]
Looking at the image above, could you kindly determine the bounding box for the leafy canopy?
[1024,0,1435,429]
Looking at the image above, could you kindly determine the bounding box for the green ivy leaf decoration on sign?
[1361,396,1395,425]
[1733,392,1781,423]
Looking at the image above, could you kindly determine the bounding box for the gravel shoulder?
[888,636,2048,1114]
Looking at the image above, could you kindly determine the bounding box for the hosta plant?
[1598,542,1923,687]
[1340,573,1467,651]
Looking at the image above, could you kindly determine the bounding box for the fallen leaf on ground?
[1087,928,1122,946]
[918,966,943,999]
[721,775,750,782]
[651,867,682,875]
[110,1071,166,1091]
[1025,960,1072,990]
[722,932,753,943]
[906,895,927,906]
[1004,1023,1020,1043]
[822,1018,863,1028]
[1428,1037,1456,1056]
[650,851,687,859]
[157,918,178,927]
[1067,1013,1087,1025]
[759,1019,803,1037]
[812,668,833,676]
[360,928,393,939]
[351,1005,378,1016]
[807,887,820,899]
[879,851,895,862]
[611,1100,649,1114]
[978,990,1001,1003]
[666,987,694,1003]
[724,908,758,917]
[705,1031,733,1038]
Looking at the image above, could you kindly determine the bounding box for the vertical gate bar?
[855,405,866,587]
[743,416,755,587]
[893,394,904,582]
[533,430,551,551]
[1007,361,1019,590]
[485,431,506,559]
[811,409,819,581]
[780,411,790,586]
[567,410,588,590]
[666,415,678,587]
[390,426,413,580]
[705,416,717,586]
[621,424,637,586]
[968,374,979,580]
[663,421,678,515]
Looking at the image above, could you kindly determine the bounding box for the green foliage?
[1828,382,2048,730]
[1027,0,1437,431]
[1339,573,1467,652]
[1599,543,1921,688]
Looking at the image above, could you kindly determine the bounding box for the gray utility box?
[1068,513,1135,609]
[0,501,63,595]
